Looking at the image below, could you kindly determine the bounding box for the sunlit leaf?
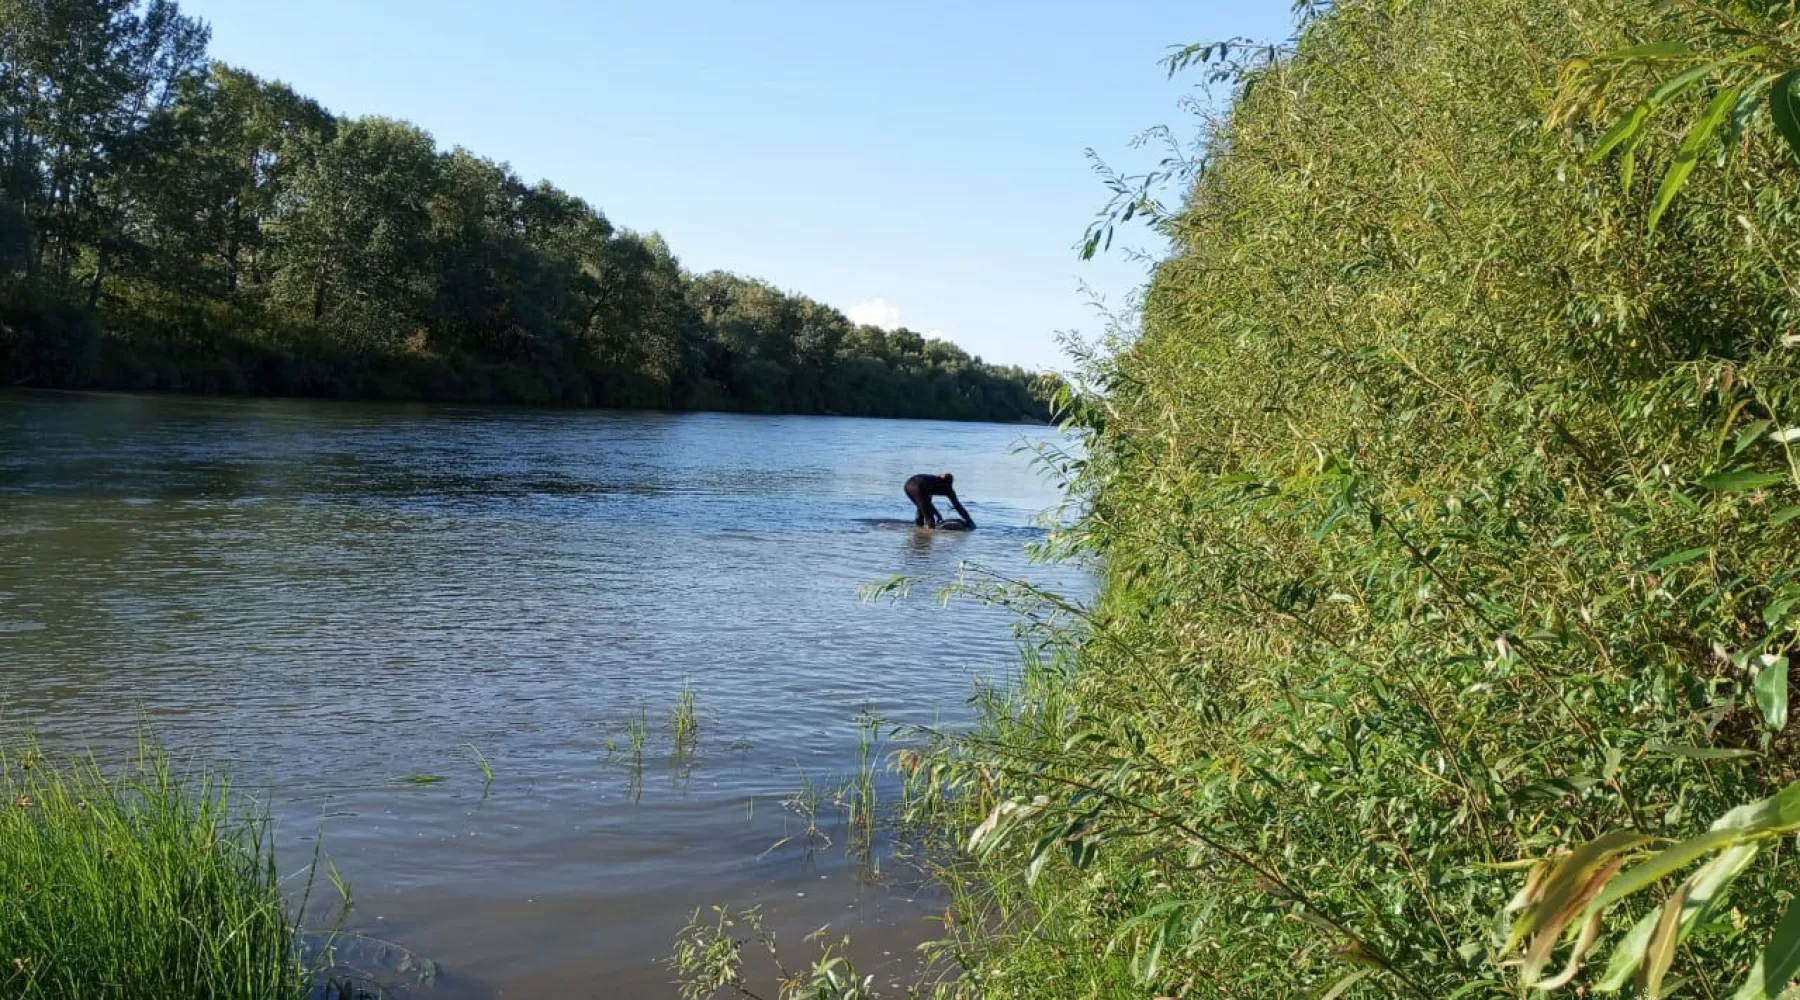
[1755,655,1790,730]
[1645,742,1757,760]
[1648,547,1709,571]
[1596,41,1693,62]
[1591,828,1735,913]
[1649,59,1732,105]
[1699,469,1787,491]
[1732,893,1800,1000]
[1639,882,1693,999]
[1589,102,1655,164]
[1648,85,1741,232]
[1595,909,1660,992]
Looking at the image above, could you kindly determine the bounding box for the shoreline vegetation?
[0,3,1050,423]
[883,1,1800,999]
[0,739,328,1000]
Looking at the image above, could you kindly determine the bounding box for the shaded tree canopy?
[0,0,1050,422]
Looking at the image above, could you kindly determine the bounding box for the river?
[0,390,1086,998]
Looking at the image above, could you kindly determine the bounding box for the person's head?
[941,472,954,486]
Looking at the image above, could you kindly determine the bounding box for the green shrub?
[914,1,1800,997]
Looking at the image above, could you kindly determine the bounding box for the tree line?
[0,0,1050,422]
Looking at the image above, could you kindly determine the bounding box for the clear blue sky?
[176,1,1295,370]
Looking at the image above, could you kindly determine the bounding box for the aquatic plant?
[0,738,322,1000]
[629,705,650,758]
[832,713,884,858]
[769,767,832,854]
[464,743,494,789]
[670,681,700,755]
[670,907,873,1000]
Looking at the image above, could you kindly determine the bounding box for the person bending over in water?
[905,472,975,529]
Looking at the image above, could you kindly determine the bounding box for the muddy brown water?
[0,390,1087,998]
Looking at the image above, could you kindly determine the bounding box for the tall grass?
[903,0,1800,997]
[0,738,320,1000]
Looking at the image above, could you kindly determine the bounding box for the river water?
[0,390,1085,998]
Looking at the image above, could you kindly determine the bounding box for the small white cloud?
[848,298,901,331]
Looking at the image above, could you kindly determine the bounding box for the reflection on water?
[0,391,1087,998]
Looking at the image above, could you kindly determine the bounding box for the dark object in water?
[933,518,972,532]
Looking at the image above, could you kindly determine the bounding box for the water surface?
[0,391,1084,997]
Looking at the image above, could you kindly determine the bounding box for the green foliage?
[1504,782,1800,995]
[906,0,1800,997]
[0,738,317,999]
[1552,1,1800,231]
[0,1,1045,422]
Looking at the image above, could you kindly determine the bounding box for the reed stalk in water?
[670,681,699,755]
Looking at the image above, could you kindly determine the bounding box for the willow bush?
[910,1,1800,997]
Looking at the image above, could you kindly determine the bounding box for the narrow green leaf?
[1592,828,1738,913]
[1737,419,1775,456]
[1513,775,1603,804]
[1732,893,1800,1000]
[1596,909,1661,992]
[1572,841,1749,995]
[1711,780,1800,833]
[1700,469,1788,491]
[1649,85,1741,232]
[1590,102,1655,163]
[1640,883,1693,999]
[1767,596,1800,628]
[1756,656,1790,730]
[1682,843,1761,928]
[1650,59,1732,104]
[1646,742,1757,760]
[1318,968,1373,1000]
[1650,547,1710,571]
[1140,921,1165,982]
[1770,71,1800,163]
[1774,506,1800,527]
[1721,78,1775,157]
[1597,41,1693,63]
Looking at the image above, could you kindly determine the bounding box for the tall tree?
[0,0,207,303]
[270,116,439,347]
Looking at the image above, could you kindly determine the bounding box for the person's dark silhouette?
[904,473,974,529]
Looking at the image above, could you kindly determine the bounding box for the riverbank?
[904,1,1800,997]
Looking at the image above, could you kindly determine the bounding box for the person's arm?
[947,490,974,527]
